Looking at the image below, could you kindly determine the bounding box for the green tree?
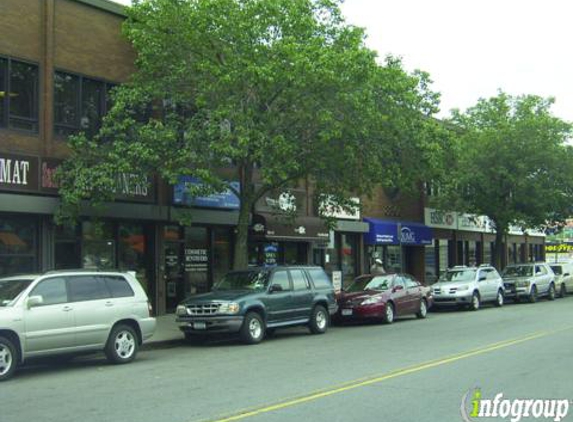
[438,92,573,268]
[56,0,442,269]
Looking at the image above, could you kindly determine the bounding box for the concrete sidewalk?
[146,314,184,346]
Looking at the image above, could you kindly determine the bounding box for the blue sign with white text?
[173,176,240,210]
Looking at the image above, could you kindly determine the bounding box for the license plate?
[341,309,353,316]
[193,322,206,330]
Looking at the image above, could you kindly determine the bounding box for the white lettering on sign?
[400,227,416,243]
[0,159,30,185]
[116,173,149,197]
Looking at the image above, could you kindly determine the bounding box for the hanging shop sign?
[0,153,39,192]
[174,176,240,210]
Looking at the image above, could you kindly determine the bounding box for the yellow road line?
[200,326,573,422]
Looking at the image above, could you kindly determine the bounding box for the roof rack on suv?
[43,268,124,275]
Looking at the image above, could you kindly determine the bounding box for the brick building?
[0,0,544,315]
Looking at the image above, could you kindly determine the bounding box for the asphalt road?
[3,297,573,422]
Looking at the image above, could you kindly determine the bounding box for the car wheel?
[105,324,139,364]
[416,299,428,319]
[469,292,480,311]
[240,312,265,344]
[0,336,17,382]
[309,305,329,334]
[528,285,538,303]
[559,283,567,298]
[382,302,395,324]
[547,283,556,301]
[494,289,504,307]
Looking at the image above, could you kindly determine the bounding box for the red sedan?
[335,273,433,324]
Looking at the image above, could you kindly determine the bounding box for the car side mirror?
[269,284,283,293]
[27,295,43,309]
[392,285,404,292]
[564,273,570,277]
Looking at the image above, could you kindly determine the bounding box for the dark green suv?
[175,266,337,344]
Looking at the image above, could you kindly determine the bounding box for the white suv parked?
[0,270,156,381]
[432,265,505,311]
[502,262,556,303]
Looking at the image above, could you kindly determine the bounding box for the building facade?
[0,0,545,315]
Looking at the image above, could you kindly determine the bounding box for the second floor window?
[54,71,115,138]
[0,57,39,132]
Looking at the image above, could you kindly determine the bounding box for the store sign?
[256,189,305,215]
[38,158,156,202]
[424,208,457,229]
[184,248,209,272]
[457,214,493,233]
[115,173,156,203]
[0,154,39,192]
[546,244,573,253]
[319,197,361,220]
[399,223,433,245]
[174,176,240,210]
[332,271,342,293]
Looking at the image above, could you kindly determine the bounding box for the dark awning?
[251,213,330,242]
[364,218,399,245]
[399,222,433,245]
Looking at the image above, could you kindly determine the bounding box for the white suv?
[0,270,156,381]
[432,265,505,311]
[502,262,556,303]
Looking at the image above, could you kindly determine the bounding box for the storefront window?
[213,228,232,285]
[55,224,80,269]
[437,240,449,276]
[386,246,402,273]
[184,227,209,295]
[118,223,149,294]
[340,234,357,287]
[82,221,114,269]
[425,241,437,284]
[0,217,37,276]
[468,241,477,266]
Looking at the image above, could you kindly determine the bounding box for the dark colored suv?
[175,266,337,344]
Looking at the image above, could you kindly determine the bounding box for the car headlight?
[218,302,240,314]
[457,285,470,291]
[516,280,531,288]
[176,305,188,316]
[361,297,380,305]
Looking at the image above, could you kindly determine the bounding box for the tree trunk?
[232,164,254,270]
[492,219,507,271]
[233,200,251,270]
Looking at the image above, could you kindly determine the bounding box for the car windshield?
[439,269,476,283]
[550,266,563,275]
[502,266,533,278]
[0,278,33,306]
[213,271,270,291]
[345,275,394,293]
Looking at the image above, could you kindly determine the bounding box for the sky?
[110,0,573,122]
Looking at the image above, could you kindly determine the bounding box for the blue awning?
[400,222,433,245]
[364,218,399,245]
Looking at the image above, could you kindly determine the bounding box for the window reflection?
[0,57,39,132]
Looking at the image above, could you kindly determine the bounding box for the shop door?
[164,242,184,312]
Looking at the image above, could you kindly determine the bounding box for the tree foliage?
[437,92,573,267]
[56,0,444,269]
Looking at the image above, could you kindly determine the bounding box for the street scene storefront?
[424,208,546,282]
[364,217,433,284]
